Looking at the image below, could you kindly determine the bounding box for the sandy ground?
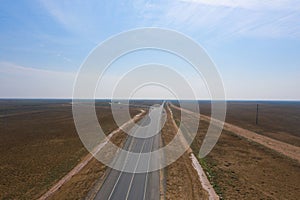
[170,104,300,163]
[39,110,145,199]
[167,105,218,200]
[161,106,209,200]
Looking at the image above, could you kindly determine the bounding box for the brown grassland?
[0,100,141,199]
[195,101,300,146]
[171,105,300,199]
[1,100,299,199]
[161,106,208,200]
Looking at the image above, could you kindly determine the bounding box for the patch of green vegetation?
[170,106,224,198]
[175,119,181,127]
[198,157,223,199]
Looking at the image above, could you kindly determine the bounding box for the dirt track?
[161,106,209,200]
[167,105,218,200]
[170,104,300,162]
[39,110,145,199]
[170,104,300,199]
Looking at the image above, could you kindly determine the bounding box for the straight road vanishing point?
[95,104,164,200]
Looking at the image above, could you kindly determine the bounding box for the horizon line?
[0,97,300,102]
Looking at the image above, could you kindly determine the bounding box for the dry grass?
[171,106,300,200]
[161,107,208,200]
[173,101,300,146]
[0,100,141,199]
[49,130,129,200]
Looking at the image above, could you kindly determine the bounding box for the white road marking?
[143,106,163,200]
[105,103,164,200]
[107,118,148,200]
[125,139,148,200]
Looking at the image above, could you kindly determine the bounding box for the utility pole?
[255,104,259,125]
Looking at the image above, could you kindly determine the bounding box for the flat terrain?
[161,106,208,200]
[173,101,300,146]
[2,100,299,199]
[0,100,141,199]
[95,106,162,200]
[171,105,300,199]
[48,127,130,200]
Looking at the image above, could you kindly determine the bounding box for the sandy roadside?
[167,105,219,200]
[170,104,300,163]
[38,110,145,200]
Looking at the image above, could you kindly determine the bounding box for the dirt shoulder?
[161,105,209,200]
[39,110,145,200]
[0,101,143,199]
[170,105,300,199]
[46,131,126,200]
[167,105,218,200]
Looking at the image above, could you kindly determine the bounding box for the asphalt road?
[94,104,164,200]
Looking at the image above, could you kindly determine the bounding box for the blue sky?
[0,0,300,99]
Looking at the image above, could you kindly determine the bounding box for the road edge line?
[38,109,146,200]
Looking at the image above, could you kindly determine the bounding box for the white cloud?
[180,0,300,10]
[39,0,83,32]
[137,0,300,40]
[0,61,71,75]
[39,0,300,41]
[0,62,75,98]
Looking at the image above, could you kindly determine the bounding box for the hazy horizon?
[1,98,299,102]
[1,1,299,100]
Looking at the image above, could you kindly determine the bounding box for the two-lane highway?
[94,104,164,200]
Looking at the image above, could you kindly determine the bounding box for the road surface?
[94,104,164,200]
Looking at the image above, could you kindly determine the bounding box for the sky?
[0,0,300,100]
